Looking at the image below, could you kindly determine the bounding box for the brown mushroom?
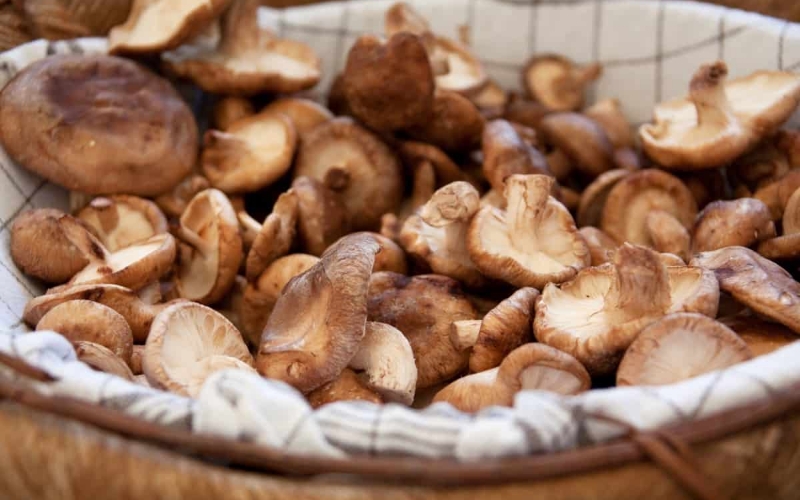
[174,189,243,305]
[202,111,297,193]
[0,4,33,51]
[143,302,255,397]
[244,191,299,281]
[691,198,775,253]
[19,0,130,40]
[154,174,211,219]
[471,79,507,118]
[368,272,478,389]
[306,368,383,408]
[504,98,550,134]
[109,0,229,54]
[256,233,380,393]
[578,226,618,266]
[757,185,800,260]
[212,96,255,131]
[36,300,133,365]
[481,119,550,192]
[640,61,800,169]
[292,177,350,257]
[783,186,800,235]
[131,344,145,374]
[398,141,469,186]
[576,169,630,228]
[77,196,168,252]
[349,321,418,405]
[354,232,407,274]
[433,343,590,413]
[523,54,601,112]
[617,313,751,386]
[381,159,438,239]
[601,169,697,246]
[162,0,320,96]
[539,112,614,177]
[405,89,485,153]
[584,98,633,149]
[74,341,135,381]
[294,117,403,230]
[719,312,798,357]
[645,210,691,262]
[467,174,590,289]
[0,54,197,196]
[262,98,333,138]
[731,143,790,191]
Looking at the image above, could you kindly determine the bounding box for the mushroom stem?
[504,174,553,251]
[689,61,735,129]
[604,244,671,321]
[176,226,214,258]
[219,0,260,55]
[88,198,120,235]
[451,319,480,351]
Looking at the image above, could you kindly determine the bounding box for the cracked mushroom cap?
[467,174,590,289]
[349,321,418,405]
[74,341,135,381]
[244,190,299,282]
[535,243,719,375]
[719,313,798,357]
[399,181,485,288]
[601,169,697,246]
[406,89,485,153]
[77,195,168,252]
[481,119,550,192]
[212,96,255,131]
[576,169,630,228]
[262,98,333,137]
[202,111,297,194]
[691,198,776,253]
[523,54,601,112]
[368,272,479,389]
[143,302,254,397]
[162,0,320,96]
[617,313,751,386]
[433,343,590,413]
[292,177,350,258]
[691,246,800,333]
[154,174,211,219]
[579,226,618,266]
[343,32,435,132]
[584,98,633,149]
[306,368,383,408]
[36,300,133,365]
[240,253,319,347]
[451,287,540,373]
[640,61,800,169]
[0,54,197,196]
[294,117,403,230]
[175,189,243,305]
[256,233,380,393]
[540,112,615,178]
[109,0,229,54]
[10,209,90,284]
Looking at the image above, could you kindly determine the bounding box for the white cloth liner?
[0,0,798,461]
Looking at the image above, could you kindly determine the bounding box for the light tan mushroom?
[162,0,320,96]
[109,0,229,54]
[350,232,407,274]
[523,54,601,112]
[202,111,297,193]
[243,191,299,281]
[645,210,691,262]
[174,189,243,305]
[576,169,630,228]
[691,198,776,253]
[757,185,800,260]
[640,61,800,169]
[368,272,478,389]
[433,343,590,413]
[481,119,550,193]
[74,341,135,381]
[212,96,255,131]
[154,174,211,219]
[256,233,380,393]
[617,313,751,386]
[467,174,590,289]
[77,195,168,251]
[579,226,618,266]
[144,302,254,397]
[306,368,383,409]
[349,322,418,405]
[399,181,484,288]
[262,98,333,137]
[540,112,614,178]
[535,243,719,375]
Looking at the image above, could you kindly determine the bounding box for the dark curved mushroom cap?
[540,112,615,178]
[481,119,550,192]
[406,89,485,153]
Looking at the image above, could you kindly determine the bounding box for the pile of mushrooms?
[5,0,800,412]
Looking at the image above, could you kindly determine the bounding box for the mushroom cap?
[428,36,487,96]
[576,169,630,228]
[756,184,800,260]
[294,117,403,230]
[469,287,540,373]
[467,174,590,289]
[74,341,135,381]
[535,244,718,375]
[20,0,131,39]
[584,98,633,149]
[244,190,299,281]
[349,321,418,405]
[579,226,618,266]
[719,313,798,357]
[782,186,800,234]
[343,32,435,132]
[77,195,168,252]
[640,62,800,169]
[617,313,751,386]
[399,181,484,288]
[352,232,407,274]
[398,141,468,186]
[471,79,508,116]
[645,210,691,262]
[257,233,380,393]
[481,119,550,192]
[503,98,550,133]
[601,169,697,246]
[691,198,776,253]
[175,189,243,305]
[406,89,485,153]
[154,174,211,219]
[540,112,615,177]
[10,209,89,284]
[202,111,297,194]
[292,177,350,257]
[212,96,255,131]
[691,246,800,333]
[306,368,383,409]
[522,54,601,112]
[0,54,197,196]
[162,0,320,96]
[144,302,254,397]
[368,272,478,389]
[109,0,229,54]
[433,343,590,413]
[240,253,319,347]
[261,97,333,137]
[731,143,790,191]
[37,300,133,365]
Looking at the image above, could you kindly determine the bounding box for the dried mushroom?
[0,4,32,50]
[0,54,197,196]
[720,313,798,356]
[584,99,633,149]
[292,177,350,257]
[349,321,418,405]
[576,169,630,228]
[307,368,383,408]
[481,119,549,193]
[691,199,776,253]
[244,191,299,281]
[212,97,255,131]
[406,89,485,153]
[21,0,131,40]
[74,341,135,381]
[154,175,211,219]
[540,113,614,178]
[262,98,333,137]
[645,210,691,262]
[523,54,601,112]
[398,141,469,186]
[757,186,800,260]
[579,226,618,266]
[77,196,168,252]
